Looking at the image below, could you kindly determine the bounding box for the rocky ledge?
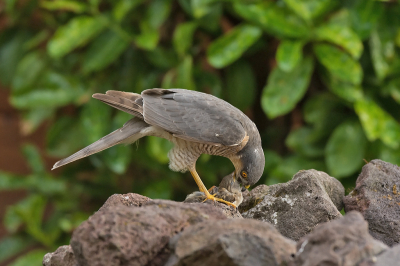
[43,159,400,266]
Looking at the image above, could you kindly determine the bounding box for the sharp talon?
[203,193,237,208]
[208,185,217,192]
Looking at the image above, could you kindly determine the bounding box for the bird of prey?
[52,89,265,207]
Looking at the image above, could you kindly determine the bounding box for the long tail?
[52,116,148,171]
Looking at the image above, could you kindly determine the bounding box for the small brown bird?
[52,89,265,207]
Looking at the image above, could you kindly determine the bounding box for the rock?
[70,199,227,266]
[293,211,388,266]
[375,244,400,266]
[242,169,344,241]
[98,193,150,212]
[43,245,76,266]
[183,196,243,219]
[166,218,296,266]
[343,159,400,246]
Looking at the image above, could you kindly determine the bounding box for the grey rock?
[183,195,243,219]
[343,159,400,246]
[293,211,388,266]
[98,193,150,212]
[70,200,227,266]
[166,218,296,266]
[242,169,344,241]
[375,244,400,266]
[43,245,76,266]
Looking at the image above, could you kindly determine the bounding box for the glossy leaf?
[328,78,364,102]
[40,0,87,13]
[314,23,363,59]
[11,52,46,93]
[276,39,304,72]
[348,0,383,39]
[8,249,47,266]
[370,29,393,80]
[207,24,262,68]
[0,236,34,263]
[22,144,45,174]
[262,56,314,118]
[176,56,196,91]
[173,22,197,57]
[225,60,256,111]
[234,2,309,38]
[325,120,367,178]
[83,30,130,74]
[286,127,325,158]
[355,98,400,149]
[47,16,106,58]
[113,0,144,22]
[314,43,362,85]
[283,0,335,21]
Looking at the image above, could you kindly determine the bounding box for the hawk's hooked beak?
[241,185,250,192]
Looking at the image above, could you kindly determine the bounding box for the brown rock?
[166,218,296,266]
[70,199,227,266]
[98,193,150,212]
[293,211,388,266]
[343,159,400,246]
[242,169,344,241]
[43,245,76,266]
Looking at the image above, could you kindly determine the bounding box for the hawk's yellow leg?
[189,168,237,208]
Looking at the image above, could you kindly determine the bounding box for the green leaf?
[191,0,216,18]
[0,172,27,190]
[145,0,173,29]
[47,116,85,157]
[22,144,45,174]
[370,29,394,80]
[286,127,325,158]
[11,52,46,93]
[314,43,362,85]
[83,30,130,74]
[225,60,256,111]
[233,2,309,38]
[134,27,159,50]
[40,0,87,13]
[80,99,112,144]
[113,0,144,22]
[283,0,336,22]
[176,55,196,90]
[173,22,197,57]
[0,236,34,263]
[261,56,314,118]
[146,136,172,164]
[9,249,47,266]
[0,30,30,86]
[207,24,262,68]
[379,143,400,166]
[47,16,106,58]
[348,0,383,40]
[325,120,367,178]
[314,23,363,59]
[146,47,178,69]
[355,98,400,149]
[10,71,85,109]
[276,39,304,72]
[328,78,364,102]
[21,108,54,135]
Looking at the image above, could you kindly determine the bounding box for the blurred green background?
[1,0,400,264]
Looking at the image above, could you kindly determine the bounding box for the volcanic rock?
[343,159,400,246]
[166,218,296,266]
[293,211,387,266]
[242,169,344,240]
[42,245,76,266]
[70,200,227,266]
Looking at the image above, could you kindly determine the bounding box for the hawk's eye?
[241,171,248,179]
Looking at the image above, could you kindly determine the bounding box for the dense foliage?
[1,0,400,264]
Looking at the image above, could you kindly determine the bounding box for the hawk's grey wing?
[141,89,246,146]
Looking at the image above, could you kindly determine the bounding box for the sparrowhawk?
[52,89,265,207]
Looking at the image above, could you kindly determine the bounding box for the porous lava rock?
[42,245,76,266]
[166,218,296,266]
[70,200,227,266]
[343,159,400,247]
[293,211,387,266]
[375,243,400,266]
[98,193,151,212]
[241,169,344,240]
